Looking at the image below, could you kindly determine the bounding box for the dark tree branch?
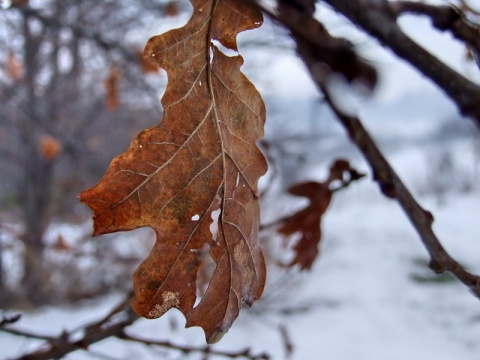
[245,0,480,296]
[318,83,480,296]
[0,326,56,341]
[320,0,480,122]
[0,313,21,327]
[245,0,378,89]
[2,294,269,360]
[1,295,138,360]
[293,2,480,294]
[245,0,480,121]
[391,1,480,54]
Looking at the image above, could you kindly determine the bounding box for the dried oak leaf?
[38,135,62,161]
[164,1,180,17]
[79,0,267,344]
[279,160,364,270]
[104,66,121,111]
[6,50,23,80]
[137,49,160,74]
[279,181,331,270]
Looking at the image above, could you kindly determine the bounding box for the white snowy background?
[2,1,480,359]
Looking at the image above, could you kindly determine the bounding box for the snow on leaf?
[79,0,267,344]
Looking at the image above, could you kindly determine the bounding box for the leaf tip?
[91,225,103,237]
[77,190,86,202]
[207,327,227,344]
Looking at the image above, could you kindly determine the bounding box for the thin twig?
[391,1,480,53]
[3,295,138,360]
[278,324,294,359]
[119,332,270,359]
[0,313,22,327]
[3,293,270,360]
[0,326,56,341]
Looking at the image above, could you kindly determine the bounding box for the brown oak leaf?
[279,159,364,270]
[38,135,62,161]
[6,50,23,80]
[80,0,267,344]
[137,49,160,74]
[104,66,121,111]
[164,1,180,17]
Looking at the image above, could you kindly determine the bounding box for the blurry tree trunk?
[18,13,54,305]
[0,0,167,305]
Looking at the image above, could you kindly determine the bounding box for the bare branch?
[2,294,270,360]
[319,84,480,297]
[321,0,480,123]
[391,1,480,55]
[0,326,56,341]
[0,313,22,327]
[119,332,271,359]
[2,295,137,360]
[244,0,378,89]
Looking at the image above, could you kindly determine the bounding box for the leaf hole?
[194,243,215,307]
[209,208,221,241]
[191,214,200,221]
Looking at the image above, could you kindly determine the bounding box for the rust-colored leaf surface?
[279,181,331,270]
[38,134,62,161]
[279,160,364,270]
[136,49,160,74]
[6,50,23,80]
[79,0,267,344]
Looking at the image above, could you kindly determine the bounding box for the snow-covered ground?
[3,136,480,360]
[2,3,480,360]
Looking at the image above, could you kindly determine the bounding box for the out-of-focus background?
[1,0,480,359]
